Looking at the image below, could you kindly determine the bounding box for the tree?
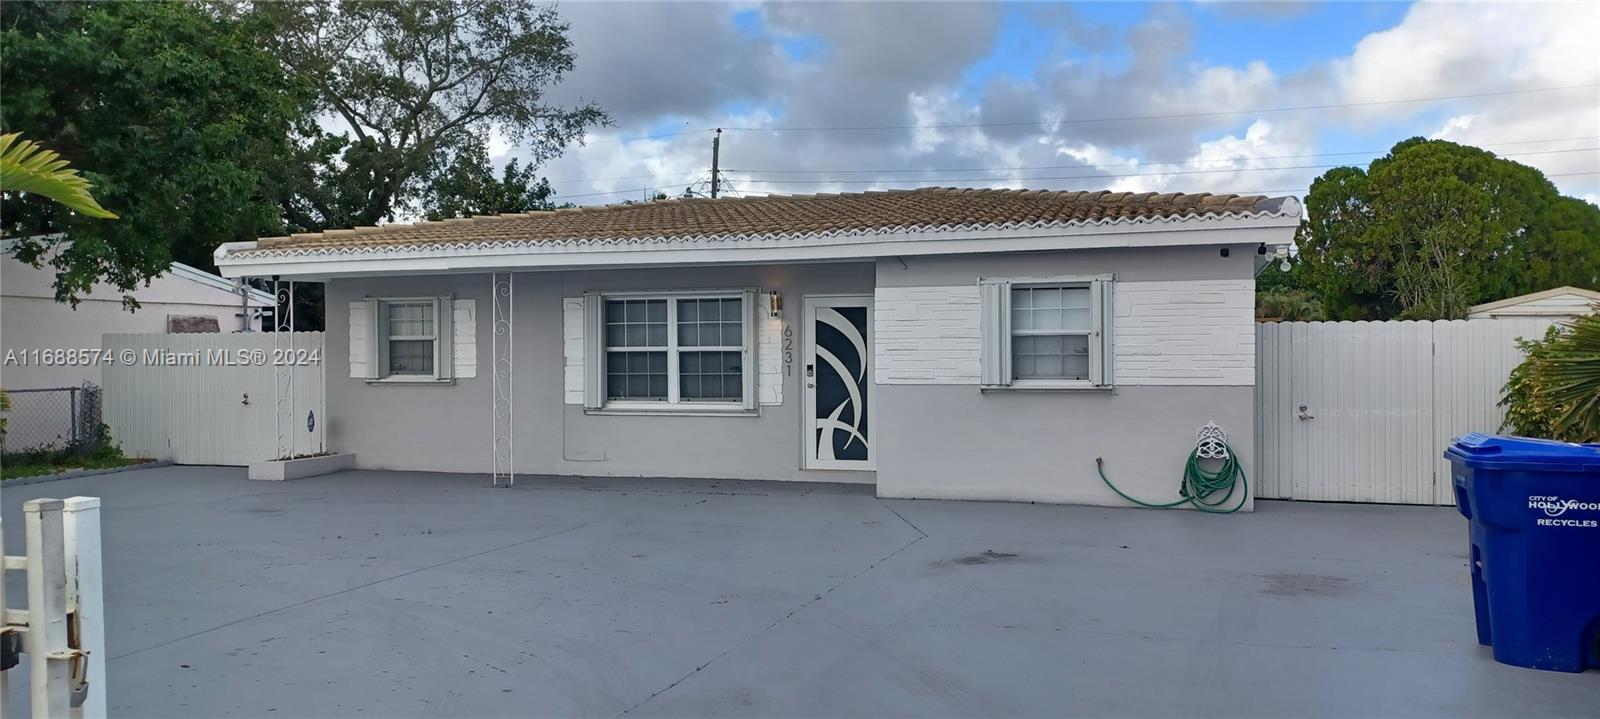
[250,0,607,232]
[416,133,556,220]
[1295,138,1600,320]
[1255,288,1325,322]
[1,1,307,306]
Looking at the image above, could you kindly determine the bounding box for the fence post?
[69,387,79,447]
[63,497,106,719]
[24,498,71,717]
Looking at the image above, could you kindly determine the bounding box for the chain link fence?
[0,383,105,456]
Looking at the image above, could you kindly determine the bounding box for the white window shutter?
[979,280,1011,386]
[741,288,758,411]
[349,300,370,379]
[359,299,381,380]
[582,292,604,409]
[1090,279,1113,386]
[452,299,477,378]
[435,296,454,381]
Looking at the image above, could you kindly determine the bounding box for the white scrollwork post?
[492,272,514,487]
[274,279,295,460]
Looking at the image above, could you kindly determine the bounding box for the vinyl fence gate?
[101,333,325,466]
[1254,319,1557,505]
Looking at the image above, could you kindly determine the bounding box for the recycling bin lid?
[1444,433,1600,472]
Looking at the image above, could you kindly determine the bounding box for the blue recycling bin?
[1444,433,1600,672]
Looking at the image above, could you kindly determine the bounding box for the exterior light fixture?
[768,291,783,318]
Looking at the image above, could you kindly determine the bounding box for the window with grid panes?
[602,294,746,403]
[385,301,437,376]
[1010,286,1092,381]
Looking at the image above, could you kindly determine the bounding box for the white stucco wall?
[871,245,1260,509]
[323,263,874,484]
[313,242,1267,508]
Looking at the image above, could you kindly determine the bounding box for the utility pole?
[710,128,721,199]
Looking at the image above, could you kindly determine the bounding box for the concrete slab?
[2,466,1594,717]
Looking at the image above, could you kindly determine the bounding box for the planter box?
[248,453,356,481]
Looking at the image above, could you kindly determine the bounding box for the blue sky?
[537,1,1599,204]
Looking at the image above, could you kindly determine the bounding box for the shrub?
[1500,310,1600,442]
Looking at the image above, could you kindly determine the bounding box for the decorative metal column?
[491,272,514,487]
[274,278,296,460]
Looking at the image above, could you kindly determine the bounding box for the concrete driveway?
[3,466,1595,717]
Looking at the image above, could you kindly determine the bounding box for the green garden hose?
[1095,444,1249,514]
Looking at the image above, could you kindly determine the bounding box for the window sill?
[364,377,456,386]
[586,402,757,417]
[981,381,1114,392]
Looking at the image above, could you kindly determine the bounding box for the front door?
[803,296,875,470]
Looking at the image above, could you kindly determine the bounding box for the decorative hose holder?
[1094,421,1249,514]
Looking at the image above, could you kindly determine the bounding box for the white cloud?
[509,1,1598,207]
[1333,2,1600,197]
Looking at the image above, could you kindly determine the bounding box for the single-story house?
[2,241,273,389]
[215,187,1300,508]
[1466,286,1599,320]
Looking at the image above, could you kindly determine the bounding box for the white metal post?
[492,272,514,487]
[62,498,106,719]
[274,279,296,460]
[24,499,69,718]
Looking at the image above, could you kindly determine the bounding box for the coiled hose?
[1095,444,1249,514]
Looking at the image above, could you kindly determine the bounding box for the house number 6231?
[782,324,794,376]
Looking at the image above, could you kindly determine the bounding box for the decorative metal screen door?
[802,296,875,470]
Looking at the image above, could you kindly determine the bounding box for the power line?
[553,181,700,200]
[724,136,1600,175]
[722,148,1600,186]
[580,128,715,146]
[720,83,1600,133]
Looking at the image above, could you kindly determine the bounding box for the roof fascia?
[217,212,1299,280]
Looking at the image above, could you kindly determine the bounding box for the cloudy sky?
[509,1,1599,206]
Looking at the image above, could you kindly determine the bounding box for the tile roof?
[241,187,1297,256]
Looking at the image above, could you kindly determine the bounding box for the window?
[980,278,1112,388]
[590,291,756,409]
[385,301,437,376]
[1011,286,1092,381]
[356,296,455,382]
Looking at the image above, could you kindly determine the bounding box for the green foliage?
[251,0,608,232]
[417,134,557,220]
[1500,311,1600,442]
[0,423,131,481]
[1255,288,1325,322]
[1296,138,1600,320]
[1,0,307,307]
[0,133,116,218]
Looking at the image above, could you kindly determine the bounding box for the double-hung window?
[385,301,438,376]
[586,290,757,411]
[355,296,456,382]
[980,277,1113,388]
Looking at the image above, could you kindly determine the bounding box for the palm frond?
[0,132,117,219]
[1543,310,1600,440]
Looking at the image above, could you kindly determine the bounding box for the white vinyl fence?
[1255,319,1558,505]
[102,333,325,466]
